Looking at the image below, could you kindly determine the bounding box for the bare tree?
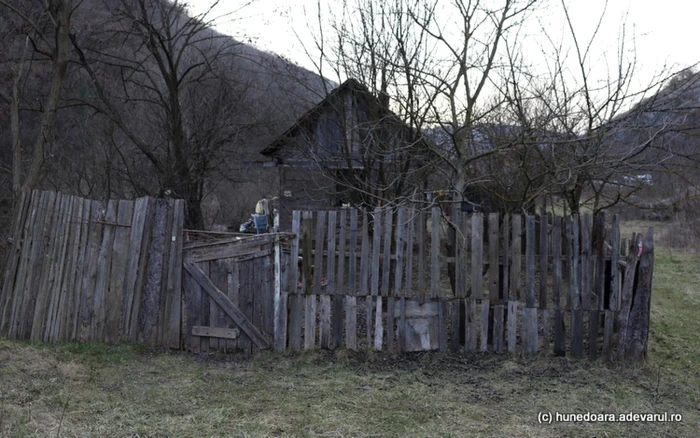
[0,0,75,202]
[70,0,258,228]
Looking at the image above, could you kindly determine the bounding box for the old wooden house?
[261,79,429,229]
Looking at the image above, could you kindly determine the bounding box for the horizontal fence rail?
[277,207,654,360]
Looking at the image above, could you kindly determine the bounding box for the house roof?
[260,78,418,157]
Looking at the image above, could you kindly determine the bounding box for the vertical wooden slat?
[43,194,73,342]
[465,298,476,352]
[539,214,549,309]
[54,196,84,342]
[361,211,372,347]
[334,209,347,349]
[595,212,606,312]
[507,300,518,353]
[4,191,38,337]
[305,211,322,349]
[184,267,202,353]
[493,304,504,353]
[320,211,336,349]
[200,262,211,353]
[122,197,153,341]
[392,208,406,351]
[0,190,29,331]
[103,200,134,342]
[417,209,426,302]
[522,307,539,355]
[552,216,565,356]
[525,215,536,308]
[488,213,499,302]
[610,215,620,311]
[79,201,104,341]
[430,208,440,299]
[29,192,62,341]
[471,213,483,299]
[455,211,467,298]
[617,235,641,360]
[288,211,302,351]
[570,215,583,358]
[510,215,521,301]
[274,231,286,352]
[438,299,448,352]
[480,299,490,352]
[346,209,358,350]
[502,214,510,301]
[580,213,592,310]
[227,259,240,351]
[70,197,91,340]
[92,199,119,341]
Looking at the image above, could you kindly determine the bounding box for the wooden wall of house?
[278,165,335,230]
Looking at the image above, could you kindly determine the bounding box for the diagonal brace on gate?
[183,262,271,349]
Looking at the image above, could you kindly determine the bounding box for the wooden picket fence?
[278,207,654,360]
[0,190,654,362]
[0,190,185,346]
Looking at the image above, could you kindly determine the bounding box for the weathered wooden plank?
[610,215,620,311]
[480,299,490,352]
[184,266,202,353]
[226,259,240,351]
[333,210,347,349]
[320,294,332,349]
[346,210,358,350]
[165,199,185,349]
[387,296,396,351]
[493,304,504,353]
[288,211,303,351]
[29,192,63,341]
[525,215,536,308]
[103,199,134,342]
[553,217,564,356]
[619,229,653,361]
[43,194,73,342]
[539,215,549,309]
[184,262,271,349]
[502,214,509,301]
[507,300,518,353]
[54,196,84,342]
[404,207,415,300]
[488,213,499,302]
[455,211,467,298]
[542,308,551,354]
[571,216,581,310]
[570,308,584,358]
[371,208,382,297]
[564,217,572,310]
[69,197,91,340]
[79,201,105,341]
[594,212,606,312]
[554,308,566,356]
[208,259,229,350]
[320,211,336,349]
[373,296,383,350]
[138,199,168,345]
[430,208,440,299]
[304,211,319,350]
[92,199,119,340]
[465,298,477,352]
[417,209,426,302]
[382,209,393,298]
[471,213,483,299]
[438,299,448,352]
[4,190,38,337]
[397,297,406,352]
[359,210,370,296]
[581,213,592,310]
[120,197,151,340]
[394,208,406,298]
[185,235,274,263]
[450,298,460,352]
[274,232,288,352]
[510,215,521,301]
[522,307,539,355]
[0,190,30,333]
[13,191,52,339]
[200,262,212,353]
[192,326,240,339]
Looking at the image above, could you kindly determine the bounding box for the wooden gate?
[182,233,290,354]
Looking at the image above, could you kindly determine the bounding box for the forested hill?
[0,0,329,232]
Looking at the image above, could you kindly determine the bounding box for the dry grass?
[0,222,698,437]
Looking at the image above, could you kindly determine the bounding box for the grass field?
[0,224,698,437]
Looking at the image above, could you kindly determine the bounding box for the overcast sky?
[189,0,699,88]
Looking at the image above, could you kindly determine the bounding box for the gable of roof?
[260,78,420,157]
